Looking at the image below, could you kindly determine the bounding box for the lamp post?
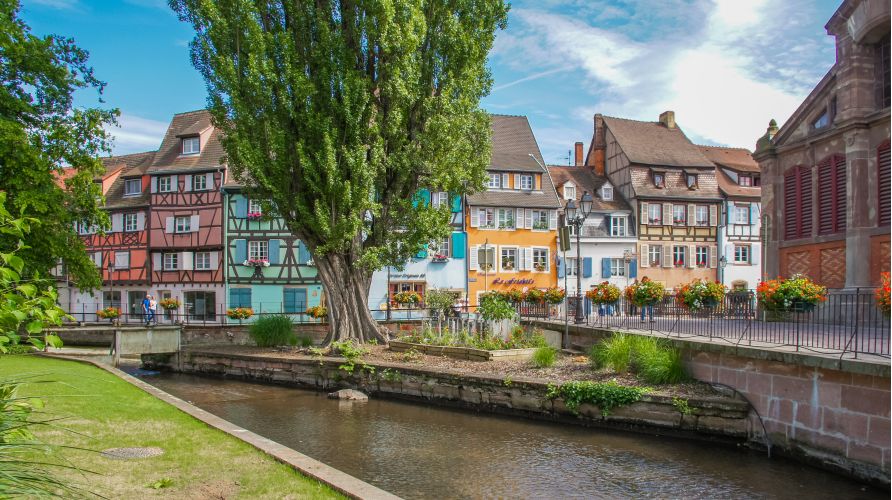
[565,191,593,324]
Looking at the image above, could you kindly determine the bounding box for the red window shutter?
[817,157,834,235]
[834,154,846,233]
[799,166,813,238]
[879,141,891,226]
[784,169,798,240]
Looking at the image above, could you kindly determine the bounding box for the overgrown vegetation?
[478,293,517,323]
[248,315,295,347]
[672,397,692,415]
[531,346,557,368]
[589,333,688,385]
[546,380,649,416]
[330,340,371,375]
[399,325,548,351]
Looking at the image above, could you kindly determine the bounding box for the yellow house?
[466,115,562,306]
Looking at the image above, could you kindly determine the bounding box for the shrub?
[0,345,34,355]
[546,380,648,416]
[636,343,687,384]
[478,293,516,322]
[531,346,557,368]
[756,274,827,312]
[425,289,458,318]
[249,315,295,347]
[589,332,636,372]
[589,333,688,384]
[295,336,313,348]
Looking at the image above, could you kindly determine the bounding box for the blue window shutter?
[235,197,248,218]
[451,232,466,259]
[557,256,565,278]
[283,289,295,313]
[268,239,281,264]
[230,289,251,308]
[750,203,758,225]
[297,241,310,265]
[294,289,307,312]
[629,259,638,278]
[583,257,593,278]
[601,258,611,278]
[585,297,592,315]
[414,189,431,208]
[416,244,428,259]
[234,239,247,263]
[451,194,462,213]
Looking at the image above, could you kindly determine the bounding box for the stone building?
[754,0,890,288]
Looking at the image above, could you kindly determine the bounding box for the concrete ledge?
[38,354,400,500]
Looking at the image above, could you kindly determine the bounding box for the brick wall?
[779,240,846,287]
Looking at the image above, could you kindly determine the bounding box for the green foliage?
[149,477,173,490]
[672,397,692,416]
[399,325,547,351]
[479,293,516,322]
[0,0,118,290]
[330,340,370,375]
[295,336,313,348]
[0,344,33,355]
[425,289,459,318]
[248,315,295,347]
[503,375,512,387]
[547,380,649,416]
[379,368,402,383]
[589,333,689,385]
[531,346,557,368]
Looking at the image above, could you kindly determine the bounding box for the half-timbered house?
[147,110,226,321]
[584,112,722,289]
[222,182,324,319]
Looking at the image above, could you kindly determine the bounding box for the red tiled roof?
[149,110,226,173]
[602,116,714,168]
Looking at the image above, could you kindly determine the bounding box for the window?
[531,210,549,230]
[182,136,200,155]
[817,154,846,235]
[739,175,753,187]
[784,166,813,240]
[175,216,191,233]
[696,246,708,267]
[284,288,308,314]
[248,199,263,216]
[610,258,625,277]
[124,213,138,232]
[497,208,515,229]
[193,174,208,191]
[672,205,686,225]
[733,245,750,264]
[648,245,662,266]
[695,205,709,226]
[431,237,449,258]
[686,174,697,188]
[811,111,830,130]
[500,247,517,271]
[653,172,665,188]
[565,257,578,276]
[734,204,750,225]
[647,204,662,225]
[564,184,576,200]
[478,208,496,229]
[532,248,549,272]
[113,251,130,269]
[610,216,627,236]
[477,246,495,272]
[520,175,533,190]
[195,251,211,270]
[184,291,216,320]
[673,246,686,267]
[159,176,173,192]
[124,179,141,196]
[601,185,613,200]
[163,253,178,271]
[431,191,448,208]
[876,35,890,109]
[487,173,501,189]
[248,240,268,261]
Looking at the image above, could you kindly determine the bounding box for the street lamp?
[565,191,594,324]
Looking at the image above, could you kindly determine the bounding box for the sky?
[21,0,840,164]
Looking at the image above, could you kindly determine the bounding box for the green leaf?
[45,334,63,349]
[16,284,36,298]
[26,320,43,334]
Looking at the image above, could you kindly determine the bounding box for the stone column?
[844,127,874,288]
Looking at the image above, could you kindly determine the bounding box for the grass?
[531,346,557,368]
[0,355,342,499]
[589,333,688,385]
[249,315,296,347]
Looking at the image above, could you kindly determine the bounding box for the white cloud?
[492,67,571,92]
[27,0,79,9]
[108,114,167,155]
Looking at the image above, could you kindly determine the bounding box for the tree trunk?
[314,252,387,345]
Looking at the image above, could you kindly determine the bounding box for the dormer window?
[124,179,141,196]
[601,184,613,201]
[686,173,698,189]
[487,173,502,189]
[519,175,533,190]
[811,111,829,130]
[739,175,752,187]
[563,183,576,200]
[653,172,665,188]
[182,136,200,155]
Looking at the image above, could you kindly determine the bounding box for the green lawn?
[0,355,342,499]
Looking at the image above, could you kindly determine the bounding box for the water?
[137,371,884,499]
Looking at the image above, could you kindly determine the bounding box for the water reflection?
[140,372,883,500]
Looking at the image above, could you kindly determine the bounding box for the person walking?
[142,294,152,326]
[148,295,158,325]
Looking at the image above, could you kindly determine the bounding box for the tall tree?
[0,0,118,290]
[171,0,508,342]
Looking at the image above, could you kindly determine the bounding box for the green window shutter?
[451,194,462,213]
[451,232,466,259]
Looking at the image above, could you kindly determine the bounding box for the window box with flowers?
[757,274,827,316]
[159,298,181,311]
[306,305,327,320]
[533,263,547,272]
[97,307,121,324]
[431,253,449,263]
[226,307,254,320]
[393,291,422,308]
[246,211,263,221]
[243,259,270,267]
[586,281,621,304]
[875,272,890,316]
[676,279,726,312]
[524,288,545,304]
[543,287,566,305]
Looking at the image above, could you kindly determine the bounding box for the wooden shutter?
[451,233,466,259]
[111,213,123,233]
[183,174,193,192]
[514,174,522,190]
[582,257,592,278]
[709,205,718,226]
[751,243,760,265]
[640,202,649,224]
[662,203,672,225]
[152,252,161,271]
[234,239,247,263]
[180,251,193,271]
[235,197,248,218]
[190,214,200,232]
[687,204,695,226]
[516,208,524,228]
[662,244,672,268]
[208,251,219,270]
[601,258,611,278]
[268,239,281,264]
[709,245,718,268]
[784,168,798,239]
[640,244,649,267]
[150,177,158,193]
[170,175,179,191]
[549,210,557,230]
[501,173,509,188]
[136,212,146,231]
[879,141,891,226]
[523,247,533,271]
[469,207,479,227]
[469,245,478,270]
[687,245,696,268]
[165,217,174,233]
[524,209,532,229]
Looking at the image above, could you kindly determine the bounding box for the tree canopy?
[0,0,118,290]
[172,0,508,342]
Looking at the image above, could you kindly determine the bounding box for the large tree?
[0,0,118,290]
[171,0,508,342]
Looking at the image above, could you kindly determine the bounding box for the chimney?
[586,114,607,175]
[659,110,676,129]
[574,142,584,166]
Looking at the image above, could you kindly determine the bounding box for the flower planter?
[388,340,538,362]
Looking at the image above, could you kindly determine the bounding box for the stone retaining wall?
[142,350,751,444]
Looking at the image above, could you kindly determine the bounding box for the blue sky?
[22,0,840,163]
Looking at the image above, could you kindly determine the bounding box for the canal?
[135,370,883,499]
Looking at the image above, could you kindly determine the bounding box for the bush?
[531,346,557,368]
[589,333,688,384]
[0,345,34,355]
[249,315,295,347]
[294,336,313,348]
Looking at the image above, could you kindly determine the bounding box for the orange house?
[466,115,562,306]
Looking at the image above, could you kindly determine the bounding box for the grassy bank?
[0,355,341,499]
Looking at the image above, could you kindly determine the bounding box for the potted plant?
[393,291,422,307]
[159,298,181,311]
[533,262,546,272]
[876,272,890,316]
[757,274,827,313]
[543,287,566,305]
[586,281,621,304]
[505,288,524,303]
[306,305,328,319]
[676,278,726,312]
[246,211,263,220]
[432,253,449,263]
[97,307,121,324]
[524,288,545,304]
[243,258,270,267]
[226,307,254,320]
[625,277,665,306]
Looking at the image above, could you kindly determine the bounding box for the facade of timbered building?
[585,112,722,289]
[147,110,226,320]
[755,0,890,288]
[222,184,324,318]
